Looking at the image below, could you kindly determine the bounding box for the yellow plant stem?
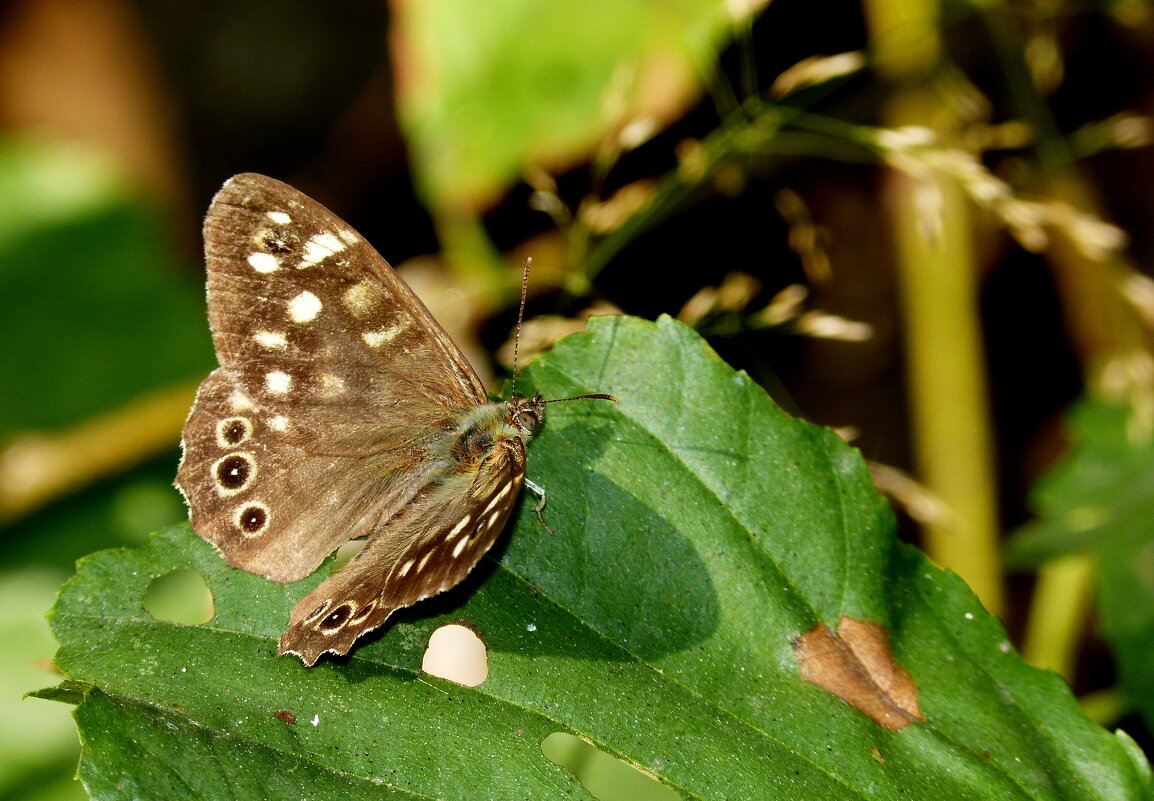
[865,0,1003,614]
[888,154,1004,615]
[0,382,198,522]
[1077,687,1128,728]
[1022,554,1094,679]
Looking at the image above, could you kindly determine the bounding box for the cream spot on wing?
[452,537,469,558]
[247,252,280,273]
[481,483,512,515]
[487,509,503,530]
[417,551,434,573]
[297,232,346,269]
[228,389,255,412]
[253,330,287,349]
[288,290,322,323]
[268,415,289,432]
[342,281,376,317]
[339,229,358,245]
[266,211,292,224]
[449,515,472,538]
[397,560,414,577]
[265,371,291,394]
[362,322,406,347]
[318,373,346,396]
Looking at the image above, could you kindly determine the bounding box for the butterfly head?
[505,393,546,437]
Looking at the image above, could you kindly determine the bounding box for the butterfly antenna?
[511,257,617,405]
[545,393,619,404]
[510,257,532,396]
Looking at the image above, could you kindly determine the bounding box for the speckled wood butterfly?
[176,173,613,666]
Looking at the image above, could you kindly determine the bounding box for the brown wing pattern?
[279,435,526,665]
[179,173,488,581]
[202,173,486,452]
[180,173,540,666]
[176,368,443,582]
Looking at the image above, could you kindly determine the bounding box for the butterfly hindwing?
[279,433,527,666]
[176,368,441,582]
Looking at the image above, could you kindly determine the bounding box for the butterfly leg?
[524,478,556,535]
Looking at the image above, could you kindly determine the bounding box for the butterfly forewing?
[203,173,486,449]
[178,173,550,664]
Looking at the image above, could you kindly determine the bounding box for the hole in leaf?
[331,539,366,572]
[143,569,214,624]
[421,622,487,686]
[541,732,679,801]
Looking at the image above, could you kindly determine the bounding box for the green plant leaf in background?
[1007,401,1154,732]
[0,139,211,434]
[43,317,1150,799]
[393,0,742,211]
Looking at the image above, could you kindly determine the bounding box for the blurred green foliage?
[0,139,213,800]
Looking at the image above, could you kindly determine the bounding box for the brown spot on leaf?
[794,617,922,730]
[273,709,297,725]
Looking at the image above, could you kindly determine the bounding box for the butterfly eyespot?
[320,603,354,632]
[212,453,256,495]
[234,502,270,536]
[216,417,252,448]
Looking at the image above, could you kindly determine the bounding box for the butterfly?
[176,173,613,666]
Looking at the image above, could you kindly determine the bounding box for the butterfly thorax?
[447,393,545,470]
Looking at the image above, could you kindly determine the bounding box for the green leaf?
[1007,401,1154,730]
[47,317,1149,799]
[0,137,212,434]
[395,0,736,210]
[0,569,86,797]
